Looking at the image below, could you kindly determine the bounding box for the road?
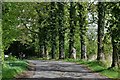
[16,60,110,80]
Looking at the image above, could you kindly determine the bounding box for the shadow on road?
[13,77,111,80]
[12,60,112,80]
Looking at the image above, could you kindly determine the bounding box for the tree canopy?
[1,2,120,69]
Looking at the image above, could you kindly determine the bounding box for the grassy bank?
[64,59,119,78]
[2,60,28,80]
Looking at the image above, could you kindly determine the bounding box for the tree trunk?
[38,28,44,58]
[57,2,65,59]
[43,27,49,58]
[78,3,87,60]
[44,44,49,59]
[50,2,56,59]
[68,2,75,58]
[43,44,48,59]
[36,5,46,58]
[51,42,56,59]
[97,2,105,61]
[59,37,64,59]
[111,33,118,68]
[80,36,87,59]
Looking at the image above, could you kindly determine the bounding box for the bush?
[2,60,28,79]
[5,55,17,61]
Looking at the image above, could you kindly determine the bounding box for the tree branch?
[23,23,39,34]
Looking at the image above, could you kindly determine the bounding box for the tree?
[57,2,65,59]
[2,2,51,58]
[0,2,2,79]
[0,17,2,80]
[35,4,44,57]
[110,3,120,68]
[49,2,57,59]
[107,2,120,68]
[97,2,105,61]
[2,3,21,50]
[68,2,76,58]
[18,2,50,58]
[77,2,87,59]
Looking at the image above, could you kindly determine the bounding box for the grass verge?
[64,58,119,78]
[2,60,28,80]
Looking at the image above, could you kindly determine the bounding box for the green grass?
[64,58,119,78]
[2,60,28,80]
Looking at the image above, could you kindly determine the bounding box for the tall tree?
[50,2,57,59]
[107,2,120,68]
[68,2,76,58]
[2,3,21,50]
[77,2,87,59]
[20,3,50,58]
[35,3,46,57]
[0,21,2,80]
[97,2,105,61]
[0,13,2,80]
[111,31,118,68]
[57,2,65,59]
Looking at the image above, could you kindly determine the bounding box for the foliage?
[77,2,88,59]
[105,2,120,67]
[2,60,28,79]
[2,2,120,71]
[0,20,2,80]
[2,3,21,50]
[5,55,17,61]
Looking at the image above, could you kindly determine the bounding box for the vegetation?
[0,20,2,80]
[0,1,120,79]
[2,60,28,79]
[97,2,105,61]
[0,2,2,78]
[64,59,119,78]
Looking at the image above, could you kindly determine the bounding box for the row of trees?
[97,2,120,68]
[0,1,2,79]
[1,2,120,68]
[0,19,2,80]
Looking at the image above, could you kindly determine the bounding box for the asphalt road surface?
[16,60,111,80]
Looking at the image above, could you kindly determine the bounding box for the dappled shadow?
[34,65,93,73]
[15,60,110,79]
